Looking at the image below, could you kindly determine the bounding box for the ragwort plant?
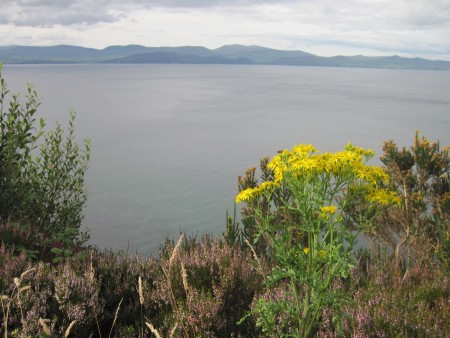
[236,143,399,337]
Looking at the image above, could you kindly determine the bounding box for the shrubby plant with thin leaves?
[374,132,450,273]
[236,143,399,337]
[0,65,90,258]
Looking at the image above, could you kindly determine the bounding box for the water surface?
[3,64,450,255]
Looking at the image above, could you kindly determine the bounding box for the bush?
[148,234,264,337]
[317,254,450,337]
[0,65,90,258]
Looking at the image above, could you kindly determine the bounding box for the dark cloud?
[6,0,449,30]
[0,0,298,27]
[0,0,122,27]
[139,0,295,8]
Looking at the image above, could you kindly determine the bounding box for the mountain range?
[1,44,449,70]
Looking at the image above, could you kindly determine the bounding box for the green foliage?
[375,132,450,272]
[236,144,398,337]
[223,204,242,247]
[46,227,87,264]
[0,65,43,225]
[0,65,90,255]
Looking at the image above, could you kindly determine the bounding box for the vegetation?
[0,64,90,263]
[234,144,399,337]
[1,69,449,337]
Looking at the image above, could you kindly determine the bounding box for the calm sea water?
[2,64,450,255]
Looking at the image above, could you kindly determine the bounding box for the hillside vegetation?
[1,67,449,337]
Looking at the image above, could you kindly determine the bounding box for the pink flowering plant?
[236,144,399,337]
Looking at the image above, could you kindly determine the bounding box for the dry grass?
[38,318,51,336]
[108,298,123,338]
[181,262,189,295]
[169,234,184,271]
[138,276,144,305]
[245,237,265,277]
[64,320,76,338]
[145,321,162,338]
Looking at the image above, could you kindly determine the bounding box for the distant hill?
[1,44,449,70]
[214,44,314,63]
[105,51,255,65]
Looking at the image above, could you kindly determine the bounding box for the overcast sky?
[1,0,449,60]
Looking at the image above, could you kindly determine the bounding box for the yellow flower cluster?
[319,250,327,259]
[234,181,279,203]
[303,247,327,259]
[367,188,402,205]
[235,143,399,205]
[235,187,259,203]
[320,205,337,218]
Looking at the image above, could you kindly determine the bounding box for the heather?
[1,67,450,337]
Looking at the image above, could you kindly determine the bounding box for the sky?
[1,0,450,60]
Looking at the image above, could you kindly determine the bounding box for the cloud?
[399,0,450,28]
[0,0,449,60]
[139,0,296,8]
[0,0,303,27]
[2,0,450,31]
[0,0,121,26]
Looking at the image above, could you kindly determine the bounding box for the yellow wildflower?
[268,155,287,183]
[325,151,359,174]
[291,144,317,156]
[320,205,337,218]
[258,181,278,192]
[319,250,327,259]
[355,166,385,183]
[291,157,318,172]
[303,247,310,254]
[345,143,374,158]
[367,189,401,205]
[235,187,258,204]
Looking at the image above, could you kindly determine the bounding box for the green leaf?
[51,247,63,255]
[52,256,63,264]
[76,251,87,260]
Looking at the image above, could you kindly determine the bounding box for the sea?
[2,64,450,256]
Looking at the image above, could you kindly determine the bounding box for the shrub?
[149,234,264,337]
[317,253,450,337]
[0,65,90,257]
[370,132,450,274]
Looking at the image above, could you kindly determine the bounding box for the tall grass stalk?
[138,276,144,338]
[64,320,76,338]
[1,269,35,338]
[108,298,123,338]
[145,321,162,338]
[244,237,265,277]
[38,318,51,336]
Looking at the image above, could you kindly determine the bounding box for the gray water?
[2,64,450,255]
